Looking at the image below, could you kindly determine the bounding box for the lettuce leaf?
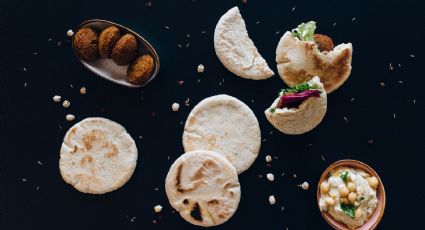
[292,21,316,42]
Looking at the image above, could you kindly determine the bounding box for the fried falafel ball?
[98,26,121,58]
[111,34,138,65]
[314,34,334,52]
[73,28,100,61]
[127,54,155,84]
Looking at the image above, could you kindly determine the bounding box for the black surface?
[1,0,424,229]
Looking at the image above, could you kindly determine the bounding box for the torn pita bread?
[214,6,274,80]
[183,94,261,174]
[165,150,241,227]
[276,31,352,93]
[265,76,327,135]
[59,117,137,194]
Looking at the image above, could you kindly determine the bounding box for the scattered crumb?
[184,98,190,107]
[186,43,190,48]
[293,173,297,178]
[201,30,206,34]
[241,0,247,4]
[321,154,325,161]
[37,160,43,166]
[266,173,275,182]
[23,67,27,72]
[178,44,182,48]
[145,1,152,7]
[164,26,170,30]
[275,31,280,35]
[413,99,416,104]
[333,22,337,26]
[292,5,296,11]
[256,21,260,24]
[138,136,143,139]
[70,84,74,88]
[343,116,348,124]
[300,181,309,190]
[186,34,191,38]
[350,97,356,102]
[389,62,394,71]
[265,155,272,163]
[154,205,163,213]
[393,113,396,119]
[380,82,386,87]
[53,95,62,102]
[197,79,201,83]
[268,195,276,205]
[197,64,205,73]
[398,80,404,84]
[22,178,27,182]
[57,41,62,47]
[410,54,415,58]
[66,29,74,37]
[368,139,374,144]
[281,172,285,176]
[352,17,356,21]
[154,187,159,191]
[172,103,180,112]
[129,216,137,222]
[66,114,75,121]
[62,100,70,108]
[177,80,184,86]
[80,87,87,94]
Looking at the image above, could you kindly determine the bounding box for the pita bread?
[165,150,241,227]
[214,6,274,80]
[276,31,352,93]
[183,94,261,174]
[59,117,138,194]
[264,76,327,135]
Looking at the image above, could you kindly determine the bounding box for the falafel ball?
[127,54,155,84]
[98,26,121,58]
[73,28,100,61]
[111,34,138,65]
[314,34,334,52]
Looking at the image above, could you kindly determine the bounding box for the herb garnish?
[269,108,276,113]
[279,83,312,96]
[340,171,349,183]
[291,21,316,42]
[340,203,356,219]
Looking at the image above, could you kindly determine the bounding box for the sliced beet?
[277,90,321,109]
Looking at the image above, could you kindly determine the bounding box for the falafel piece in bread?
[127,54,154,84]
[111,34,138,65]
[314,34,334,52]
[98,26,121,58]
[73,28,100,61]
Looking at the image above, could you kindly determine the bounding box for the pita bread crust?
[165,150,241,227]
[276,31,352,93]
[59,117,137,194]
[264,76,327,135]
[214,6,274,80]
[183,94,261,174]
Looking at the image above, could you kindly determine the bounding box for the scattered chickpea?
[154,205,163,213]
[266,173,274,182]
[171,103,180,112]
[324,197,335,206]
[347,182,356,192]
[339,187,349,197]
[301,181,309,190]
[340,197,349,204]
[80,87,87,94]
[66,114,75,121]
[53,95,62,102]
[367,176,379,189]
[348,192,357,204]
[320,181,330,193]
[197,64,205,73]
[265,155,272,163]
[355,208,363,219]
[66,29,74,37]
[62,100,70,108]
[268,195,276,205]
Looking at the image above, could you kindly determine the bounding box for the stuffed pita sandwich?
[265,76,327,135]
[276,21,352,93]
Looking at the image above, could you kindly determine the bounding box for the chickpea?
[367,176,379,189]
[347,182,356,192]
[325,197,335,206]
[339,187,349,197]
[320,181,330,193]
[348,192,357,204]
[355,208,363,219]
[341,197,349,204]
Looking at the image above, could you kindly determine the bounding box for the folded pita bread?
[165,150,241,227]
[59,117,137,194]
[214,6,274,80]
[276,31,352,93]
[183,94,261,174]
[265,76,327,135]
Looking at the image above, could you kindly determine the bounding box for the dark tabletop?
[1,0,424,229]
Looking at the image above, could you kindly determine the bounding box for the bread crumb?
[67,29,74,37]
[268,195,276,205]
[172,103,180,112]
[154,205,163,213]
[66,114,75,121]
[197,64,205,73]
[265,155,272,163]
[63,100,70,108]
[53,95,62,102]
[300,181,309,190]
[266,173,274,182]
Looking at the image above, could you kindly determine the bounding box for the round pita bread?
[276,31,352,93]
[183,94,261,174]
[264,76,327,135]
[59,117,138,194]
[165,150,241,227]
[214,6,274,80]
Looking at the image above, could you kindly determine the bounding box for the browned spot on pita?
[190,202,203,221]
[82,129,107,151]
[207,199,219,205]
[105,144,118,158]
[80,155,93,166]
[176,163,184,193]
[71,145,79,154]
[183,199,189,205]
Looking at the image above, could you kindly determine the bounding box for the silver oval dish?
[72,19,160,88]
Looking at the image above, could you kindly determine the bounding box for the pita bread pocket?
[214,6,274,80]
[276,21,352,93]
[183,94,261,174]
[165,150,241,227]
[59,117,138,194]
[265,76,327,135]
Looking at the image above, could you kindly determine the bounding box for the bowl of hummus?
[317,160,385,230]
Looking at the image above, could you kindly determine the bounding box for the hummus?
[319,167,378,229]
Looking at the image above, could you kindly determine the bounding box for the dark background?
[1,0,424,229]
